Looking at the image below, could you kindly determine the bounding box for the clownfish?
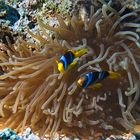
[56,48,88,73]
[77,71,121,89]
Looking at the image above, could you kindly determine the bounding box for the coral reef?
[0,1,20,26]
[40,0,72,16]
[25,0,43,8]
[0,0,140,139]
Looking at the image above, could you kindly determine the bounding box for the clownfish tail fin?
[108,71,121,79]
[74,48,88,58]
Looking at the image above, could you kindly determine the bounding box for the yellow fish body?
[57,48,88,73]
[77,71,121,89]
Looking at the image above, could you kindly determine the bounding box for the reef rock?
[0,1,20,25]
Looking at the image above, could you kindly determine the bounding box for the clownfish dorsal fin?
[56,60,59,64]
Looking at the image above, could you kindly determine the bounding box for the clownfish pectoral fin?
[56,60,59,64]
[74,48,88,58]
[87,86,95,90]
[88,83,102,90]
[108,71,121,79]
[94,83,102,89]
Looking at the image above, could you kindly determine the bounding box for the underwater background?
[0,0,140,140]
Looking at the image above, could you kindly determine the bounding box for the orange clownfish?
[77,71,121,89]
[56,48,88,73]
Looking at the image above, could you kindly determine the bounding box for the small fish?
[77,71,121,89]
[56,48,88,73]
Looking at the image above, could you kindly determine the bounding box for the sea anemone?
[0,0,140,139]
